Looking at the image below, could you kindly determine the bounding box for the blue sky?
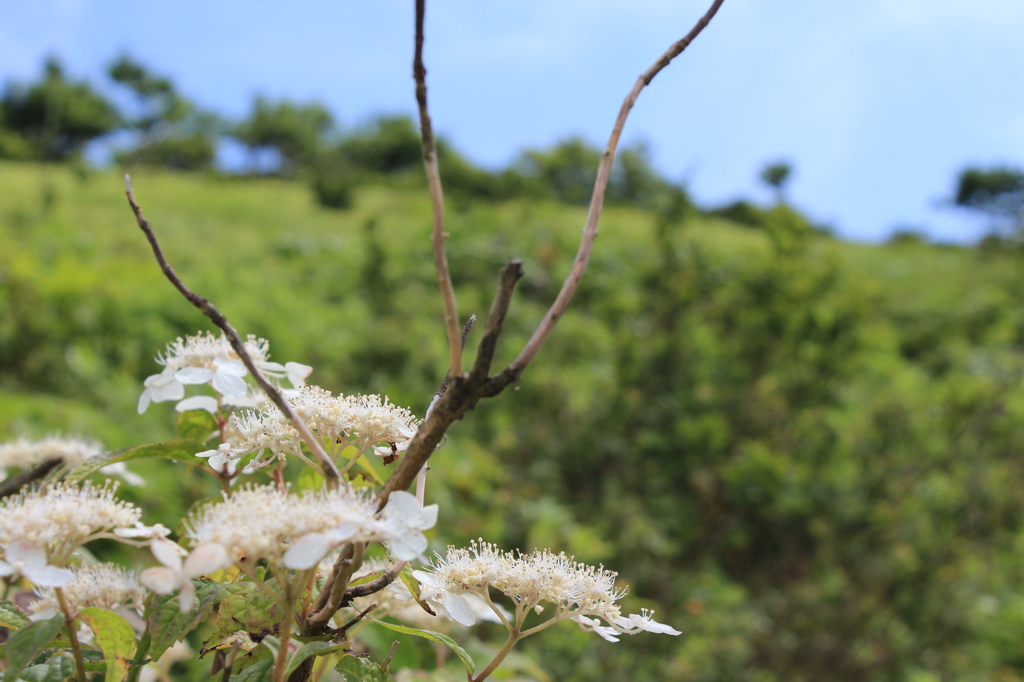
[2,0,1022,242]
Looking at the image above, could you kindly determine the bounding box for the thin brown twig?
[414,0,463,379]
[499,0,727,380]
[0,458,61,498]
[124,176,342,489]
[375,0,725,505]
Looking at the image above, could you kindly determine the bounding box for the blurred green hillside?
[4,161,1024,681]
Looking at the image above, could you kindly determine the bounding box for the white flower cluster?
[339,557,506,631]
[141,485,437,609]
[197,385,419,471]
[138,331,311,414]
[30,563,145,621]
[0,481,163,589]
[414,540,680,642]
[0,435,144,486]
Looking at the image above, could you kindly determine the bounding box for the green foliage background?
[4,161,1024,681]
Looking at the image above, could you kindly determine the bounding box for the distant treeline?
[2,55,1022,238]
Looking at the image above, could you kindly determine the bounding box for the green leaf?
[67,439,210,482]
[78,608,136,682]
[176,409,219,443]
[148,580,246,660]
[294,466,323,493]
[285,641,347,676]
[5,615,65,681]
[397,566,434,617]
[335,654,387,682]
[231,658,273,682]
[17,653,74,682]
[347,569,385,589]
[210,585,282,646]
[0,601,30,630]
[370,619,474,676]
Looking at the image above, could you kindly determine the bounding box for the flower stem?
[273,594,295,682]
[54,586,87,682]
[471,631,520,682]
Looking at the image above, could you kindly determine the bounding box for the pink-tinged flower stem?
[54,586,87,682]
[273,587,296,682]
[471,631,521,682]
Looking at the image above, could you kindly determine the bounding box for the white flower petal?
[29,608,59,622]
[419,504,439,531]
[212,371,248,398]
[6,540,46,569]
[283,533,334,570]
[382,491,419,520]
[183,544,229,577]
[388,532,427,562]
[137,389,153,415]
[285,362,313,386]
[27,565,74,587]
[139,567,180,594]
[0,560,14,577]
[175,395,219,413]
[441,592,477,627]
[175,367,214,384]
[178,581,197,612]
[214,358,248,377]
[151,540,184,570]
[150,380,185,403]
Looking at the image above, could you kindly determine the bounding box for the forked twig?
[500,0,727,379]
[414,0,463,379]
[376,0,725,510]
[124,176,342,488]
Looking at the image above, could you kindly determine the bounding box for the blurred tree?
[0,57,119,161]
[336,115,423,174]
[953,166,1024,233]
[109,54,220,171]
[760,160,793,203]
[517,137,601,206]
[233,96,334,175]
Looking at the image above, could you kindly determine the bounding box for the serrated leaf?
[18,652,74,682]
[370,619,474,676]
[67,440,209,482]
[176,410,219,443]
[5,615,64,681]
[78,608,136,682]
[148,580,246,660]
[0,600,30,630]
[211,586,282,645]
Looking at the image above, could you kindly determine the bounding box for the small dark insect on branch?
[124,176,342,489]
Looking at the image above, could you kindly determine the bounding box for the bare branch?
[414,0,463,379]
[342,561,407,604]
[434,315,477,403]
[124,176,342,488]
[376,260,524,506]
[0,458,61,498]
[502,0,726,379]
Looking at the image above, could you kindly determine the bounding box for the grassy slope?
[1,160,1015,443]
